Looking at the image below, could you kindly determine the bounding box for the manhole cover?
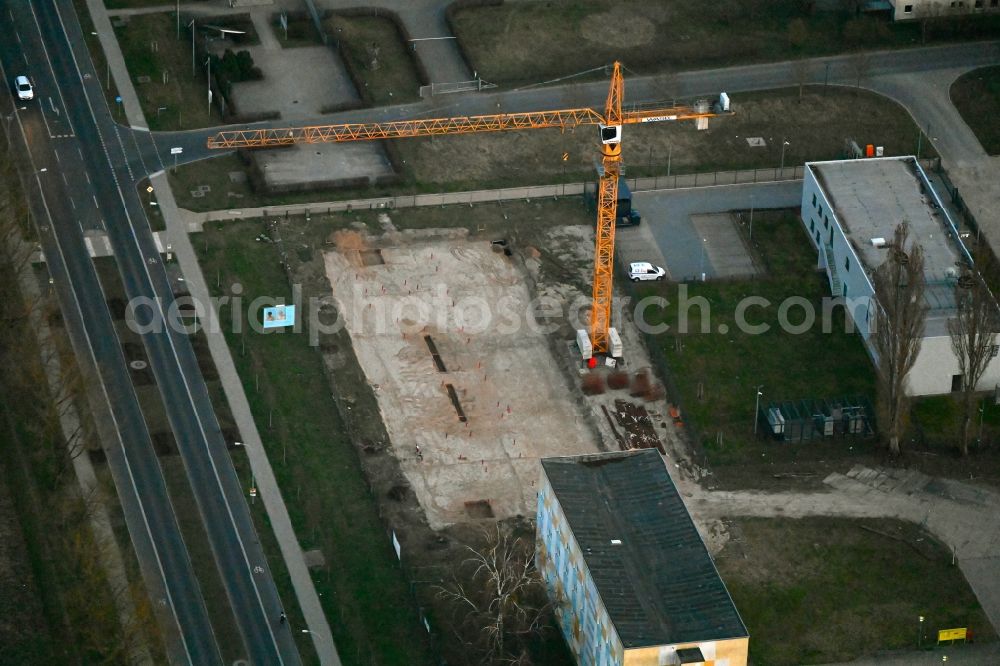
[130,360,148,370]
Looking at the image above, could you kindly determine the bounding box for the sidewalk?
[816,642,1000,665]
[87,0,340,662]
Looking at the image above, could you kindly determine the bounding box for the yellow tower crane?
[207,63,729,354]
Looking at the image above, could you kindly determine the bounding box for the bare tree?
[437,523,551,664]
[872,222,927,455]
[791,59,812,100]
[948,257,1000,456]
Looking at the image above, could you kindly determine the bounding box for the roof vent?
[871,237,887,248]
[610,539,622,546]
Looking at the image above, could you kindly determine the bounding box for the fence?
[197,165,807,222]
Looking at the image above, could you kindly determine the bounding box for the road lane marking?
[93,194,99,209]
[27,0,75,137]
[0,50,190,666]
[48,96,59,116]
[49,0,290,650]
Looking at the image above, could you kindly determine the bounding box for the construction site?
[203,62,716,532]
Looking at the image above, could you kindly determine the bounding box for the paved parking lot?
[633,181,802,280]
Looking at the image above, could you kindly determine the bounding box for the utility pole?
[206,56,212,117]
[189,19,196,77]
[754,385,764,434]
[176,0,180,39]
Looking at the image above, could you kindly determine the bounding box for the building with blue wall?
[536,450,748,666]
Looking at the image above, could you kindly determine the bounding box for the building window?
[818,204,824,218]
[823,216,829,229]
[812,193,817,207]
[904,3,913,10]
[810,219,815,232]
[990,344,999,359]
[844,256,850,272]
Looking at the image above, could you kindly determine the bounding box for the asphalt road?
[0,3,218,664]
[136,40,1000,168]
[4,0,303,663]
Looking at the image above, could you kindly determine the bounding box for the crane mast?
[207,63,729,355]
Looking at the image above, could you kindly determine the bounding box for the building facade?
[889,0,1000,20]
[537,450,748,666]
[801,156,1000,396]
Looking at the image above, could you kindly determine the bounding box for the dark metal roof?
[541,449,747,648]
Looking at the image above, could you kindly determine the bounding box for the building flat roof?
[812,157,963,284]
[811,157,969,333]
[541,449,747,649]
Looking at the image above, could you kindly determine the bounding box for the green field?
[325,14,423,105]
[450,1,1000,85]
[196,218,435,666]
[951,65,1000,155]
[717,517,994,665]
[634,211,877,466]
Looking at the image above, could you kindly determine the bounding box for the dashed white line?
[70,197,76,210]
[85,171,91,184]
[93,194,99,209]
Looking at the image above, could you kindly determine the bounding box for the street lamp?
[189,19,196,77]
[918,615,925,649]
[699,237,708,281]
[748,194,755,243]
[978,402,985,447]
[205,56,212,117]
[780,139,791,173]
[754,385,764,435]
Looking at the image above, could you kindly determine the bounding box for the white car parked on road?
[14,75,33,101]
[627,261,666,282]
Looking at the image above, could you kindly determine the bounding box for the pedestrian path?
[687,464,1000,634]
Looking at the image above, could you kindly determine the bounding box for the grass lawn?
[450,1,1000,85]
[716,517,995,665]
[173,85,930,212]
[114,14,252,130]
[951,65,1000,155]
[196,220,435,666]
[324,14,422,105]
[635,210,877,466]
[273,15,324,49]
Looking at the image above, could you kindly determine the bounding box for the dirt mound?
[330,229,368,252]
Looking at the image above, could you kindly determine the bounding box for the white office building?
[801,156,1000,396]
